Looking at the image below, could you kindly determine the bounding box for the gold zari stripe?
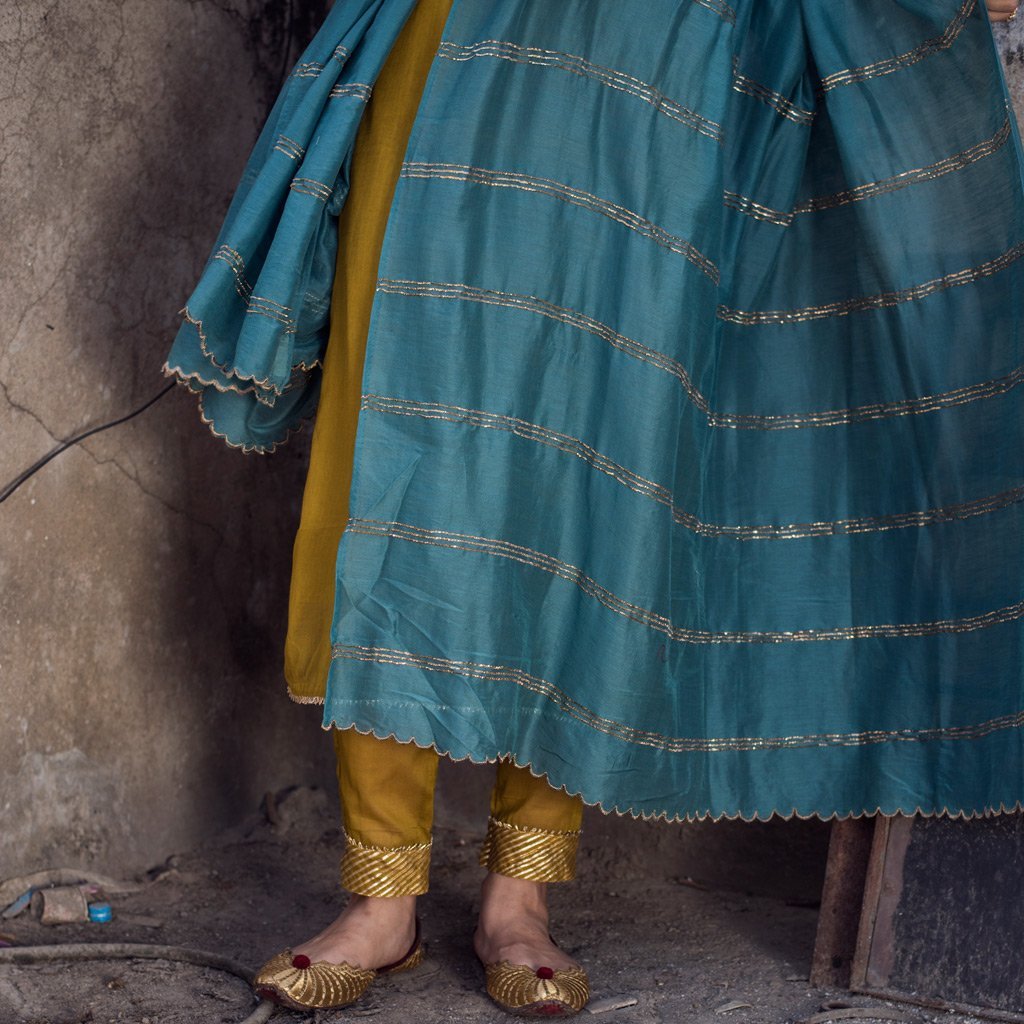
[361,394,1024,539]
[725,117,1012,227]
[731,67,816,125]
[332,644,1024,753]
[692,0,736,23]
[479,817,580,882]
[376,278,1024,428]
[437,40,722,142]
[212,245,253,301]
[344,517,1024,643]
[330,82,372,102]
[247,295,297,333]
[290,177,334,203]
[273,134,306,162]
[400,162,719,283]
[820,0,976,91]
[291,45,349,79]
[719,241,1024,325]
[340,832,432,897]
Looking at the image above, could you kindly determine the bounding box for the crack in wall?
[1,376,229,541]
[1,0,326,881]
[87,449,229,544]
[0,377,59,446]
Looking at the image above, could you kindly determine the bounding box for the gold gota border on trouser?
[375,278,1024,428]
[331,644,1024,754]
[479,818,580,882]
[437,40,722,142]
[725,116,1013,227]
[340,832,432,897]
[820,0,976,92]
[360,394,1024,539]
[718,240,1024,326]
[400,163,719,284]
[343,517,1024,643]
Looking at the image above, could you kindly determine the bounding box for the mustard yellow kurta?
[284,0,454,703]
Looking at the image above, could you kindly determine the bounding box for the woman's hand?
[988,0,1020,22]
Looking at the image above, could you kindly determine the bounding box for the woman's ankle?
[479,872,550,922]
[291,893,418,967]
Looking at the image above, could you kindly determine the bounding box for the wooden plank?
[810,817,876,988]
[850,812,1024,1016]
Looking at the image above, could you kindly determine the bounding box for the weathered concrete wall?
[0,0,331,879]
[1,5,1022,897]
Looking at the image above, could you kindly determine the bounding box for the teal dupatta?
[167,0,1024,821]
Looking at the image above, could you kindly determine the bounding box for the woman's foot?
[253,894,422,1011]
[291,893,418,969]
[473,872,578,970]
[475,873,590,1016]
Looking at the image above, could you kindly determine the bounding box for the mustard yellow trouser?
[335,731,584,897]
[285,0,585,898]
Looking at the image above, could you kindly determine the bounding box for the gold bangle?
[340,832,432,897]
[479,817,581,883]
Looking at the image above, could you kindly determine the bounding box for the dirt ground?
[0,791,987,1024]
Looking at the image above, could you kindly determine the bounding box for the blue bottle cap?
[88,902,112,923]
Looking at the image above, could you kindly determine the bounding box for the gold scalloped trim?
[180,306,322,395]
[163,361,263,399]
[190,388,312,455]
[302,716,1024,826]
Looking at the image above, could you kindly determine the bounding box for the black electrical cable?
[1,4,301,510]
[0,382,176,506]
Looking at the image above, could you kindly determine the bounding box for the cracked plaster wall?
[0,0,331,879]
[1,5,1023,893]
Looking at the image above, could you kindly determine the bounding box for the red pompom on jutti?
[536,966,555,979]
[291,954,311,969]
